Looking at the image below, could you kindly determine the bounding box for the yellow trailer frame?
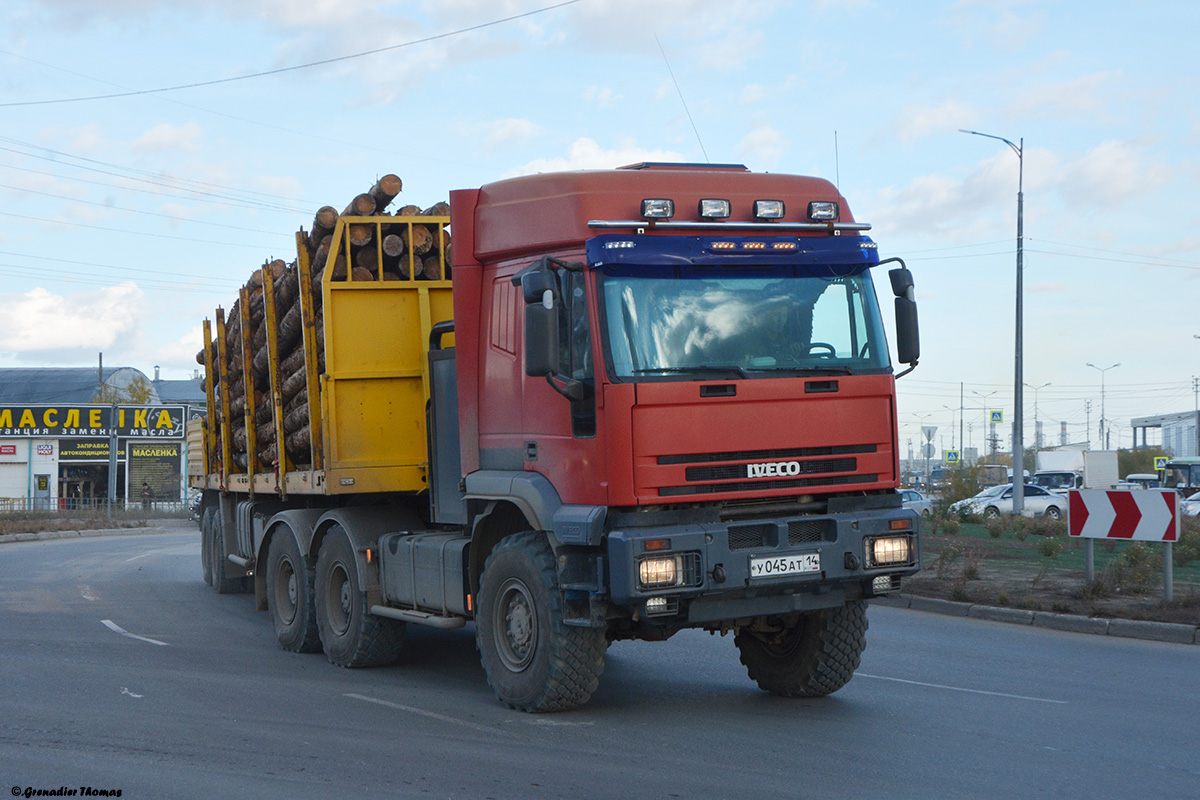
[193,215,453,498]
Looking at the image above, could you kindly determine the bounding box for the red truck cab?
[445,164,920,692]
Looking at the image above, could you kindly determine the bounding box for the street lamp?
[1086,362,1120,449]
[1025,382,1050,450]
[972,390,998,461]
[961,128,1025,511]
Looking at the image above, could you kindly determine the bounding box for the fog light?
[639,555,680,588]
[699,198,731,218]
[872,575,899,594]
[646,596,668,613]
[868,536,911,567]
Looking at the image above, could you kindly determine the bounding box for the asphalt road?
[1,523,1197,800]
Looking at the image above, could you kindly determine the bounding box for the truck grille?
[659,473,877,497]
[658,444,875,465]
[685,457,856,482]
[728,523,773,550]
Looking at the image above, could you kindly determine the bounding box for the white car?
[1180,491,1200,517]
[901,489,933,516]
[949,483,1064,520]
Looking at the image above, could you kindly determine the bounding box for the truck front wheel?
[267,529,321,653]
[735,601,868,697]
[476,532,605,712]
[315,526,404,667]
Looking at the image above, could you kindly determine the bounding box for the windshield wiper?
[633,365,750,379]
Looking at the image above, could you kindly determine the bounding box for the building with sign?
[1131,410,1199,458]
[0,367,202,510]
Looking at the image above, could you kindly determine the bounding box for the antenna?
[834,130,841,192]
[655,34,709,163]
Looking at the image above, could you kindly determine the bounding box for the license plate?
[750,553,821,579]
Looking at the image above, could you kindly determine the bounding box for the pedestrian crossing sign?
[990,410,1003,424]
[946,450,960,464]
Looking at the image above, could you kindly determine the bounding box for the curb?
[0,522,194,546]
[871,593,1198,646]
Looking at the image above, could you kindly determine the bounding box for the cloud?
[894,100,979,142]
[132,122,204,154]
[0,284,144,353]
[740,84,765,105]
[506,137,686,176]
[476,117,543,153]
[1054,139,1171,208]
[734,125,785,168]
[1005,71,1123,121]
[584,86,624,109]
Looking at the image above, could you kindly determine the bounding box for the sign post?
[1068,489,1179,601]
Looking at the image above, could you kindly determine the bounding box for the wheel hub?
[495,578,536,672]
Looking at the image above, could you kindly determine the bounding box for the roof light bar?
[808,201,839,221]
[641,198,675,219]
[698,199,731,219]
[754,199,785,220]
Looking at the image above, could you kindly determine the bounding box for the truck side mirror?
[524,294,558,378]
[888,265,919,368]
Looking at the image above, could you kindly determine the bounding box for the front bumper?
[605,500,920,625]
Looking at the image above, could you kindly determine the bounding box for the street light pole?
[961,129,1025,511]
[972,389,998,462]
[1086,362,1120,449]
[1025,382,1050,450]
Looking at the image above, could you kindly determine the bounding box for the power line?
[0,1,583,108]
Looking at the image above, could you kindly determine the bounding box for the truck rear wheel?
[735,601,868,697]
[476,531,605,712]
[267,529,321,653]
[315,526,404,667]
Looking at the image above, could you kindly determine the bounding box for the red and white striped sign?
[1068,489,1178,542]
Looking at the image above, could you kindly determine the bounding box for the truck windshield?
[597,263,890,380]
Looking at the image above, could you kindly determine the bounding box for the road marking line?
[121,687,144,699]
[79,585,98,602]
[101,619,169,647]
[345,693,516,736]
[857,673,1067,704]
[123,544,195,563]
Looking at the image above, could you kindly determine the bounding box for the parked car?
[1181,490,1200,517]
[901,489,933,516]
[949,483,1064,520]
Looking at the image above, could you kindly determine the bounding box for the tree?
[94,374,154,404]
[1118,446,1168,479]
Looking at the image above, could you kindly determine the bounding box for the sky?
[1,0,1198,459]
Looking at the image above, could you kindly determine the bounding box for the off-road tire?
[476,531,606,712]
[200,507,215,587]
[267,529,322,653]
[315,526,404,668]
[735,600,868,697]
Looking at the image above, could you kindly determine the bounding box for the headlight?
[864,535,914,568]
[639,555,680,588]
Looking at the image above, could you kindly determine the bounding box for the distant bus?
[1162,457,1200,494]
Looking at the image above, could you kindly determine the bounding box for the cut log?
[401,224,434,257]
[422,201,450,217]
[368,174,402,211]
[312,206,338,242]
[343,193,377,217]
[347,223,373,247]
[395,204,421,216]
[382,233,405,258]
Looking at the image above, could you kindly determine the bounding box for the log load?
[208,172,450,473]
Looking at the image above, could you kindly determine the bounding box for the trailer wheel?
[267,529,321,653]
[315,526,404,667]
[476,531,606,712]
[735,600,868,697]
[211,513,247,594]
[200,507,215,587]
